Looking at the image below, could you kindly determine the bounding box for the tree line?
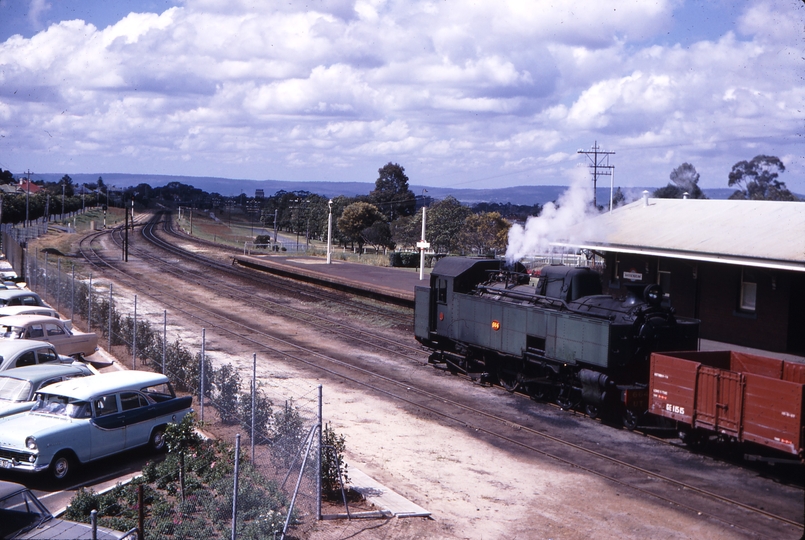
[652,154,798,202]
[253,163,531,256]
[2,152,796,255]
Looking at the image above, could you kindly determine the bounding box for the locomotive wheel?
[622,409,639,431]
[498,373,519,393]
[585,404,599,419]
[527,384,548,402]
[555,386,574,410]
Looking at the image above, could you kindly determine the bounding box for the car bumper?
[0,452,45,473]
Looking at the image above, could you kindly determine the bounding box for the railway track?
[75,212,803,538]
[76,213,424,365]
[157,212,413,327]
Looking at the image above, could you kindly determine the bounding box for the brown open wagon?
[649,350,805,457]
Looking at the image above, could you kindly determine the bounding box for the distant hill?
[29,172,785,206]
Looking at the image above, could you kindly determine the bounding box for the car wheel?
[150,427,166,452]
[50,453,74,481]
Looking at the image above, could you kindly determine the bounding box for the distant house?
[18,179,41,194]
[255,189,265,199]
[556,198,805,355]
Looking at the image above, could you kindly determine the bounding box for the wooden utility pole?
[578,141,615,210]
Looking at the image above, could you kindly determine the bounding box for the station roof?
[553,198,805,272]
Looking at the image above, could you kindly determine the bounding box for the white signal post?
[417,204,429,280]
[326,199,333,264]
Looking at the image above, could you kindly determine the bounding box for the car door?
[119,392,153,448]
[44,323,70,354]
[24,324,45,340]
[90,393,126,458]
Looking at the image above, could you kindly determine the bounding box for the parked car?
[0,306,70,330]
[0,364,94,420]
[0,340,75,371]
[0,291,48,308]
[0,315,98,359]
[0,480,131,539]
[0,370,193,480]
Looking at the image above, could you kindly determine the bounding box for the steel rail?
[77,216,800,536]
[155,212,413,326]
[77,214,427,366]
[142,216,417,346]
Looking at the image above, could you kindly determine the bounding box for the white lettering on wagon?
[665,403,685,415]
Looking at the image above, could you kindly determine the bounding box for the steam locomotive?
[414,257,700,426]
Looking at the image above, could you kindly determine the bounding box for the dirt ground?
[48,228,775,540]
[125,301,754,540]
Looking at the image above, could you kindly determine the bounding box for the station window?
[739,269,757,312]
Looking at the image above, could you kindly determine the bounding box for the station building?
[556,197,805,356]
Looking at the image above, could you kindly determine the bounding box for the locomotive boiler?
[414,257,700,426]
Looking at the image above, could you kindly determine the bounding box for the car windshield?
[0,489,51,537]
[0,325,24,339]
[31,394,90,418]
[0,378,32,402]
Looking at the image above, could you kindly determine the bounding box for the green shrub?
[239,383,274,445]
[213,363,241,425]
[321,422,349,496]
[271,399,306,469]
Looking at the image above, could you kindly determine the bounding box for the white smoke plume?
[505,168,597,264]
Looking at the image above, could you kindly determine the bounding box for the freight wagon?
[649,350,805,457]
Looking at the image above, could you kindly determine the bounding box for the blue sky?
[0,0,802,195]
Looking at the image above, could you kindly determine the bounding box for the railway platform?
[233,253,427,307]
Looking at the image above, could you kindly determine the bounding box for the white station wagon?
[0,370,192,480]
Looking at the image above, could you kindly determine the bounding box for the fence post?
[133,294,137,369]
[251,353,256,463]
[108,284,113,352]
[71,265,75,320]
[138,484,144,540]
[88,274,92,331]
[163,310,167,374]
[317,385,322,521]
[231,433,241,540]
[90,509,97,540]
[200,328,205,423]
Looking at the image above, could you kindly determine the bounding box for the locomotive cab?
[414,257,502,345]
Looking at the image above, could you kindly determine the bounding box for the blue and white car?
[0,370,192,481]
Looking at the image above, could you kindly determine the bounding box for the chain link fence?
[24,248,352,539]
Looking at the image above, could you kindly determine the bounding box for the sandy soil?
[65,233,772,540]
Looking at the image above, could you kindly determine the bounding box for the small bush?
[239,383,274,445]
[213,363,241,425]
[321,422,349,496]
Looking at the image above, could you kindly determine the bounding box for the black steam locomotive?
[414,257,700,426]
